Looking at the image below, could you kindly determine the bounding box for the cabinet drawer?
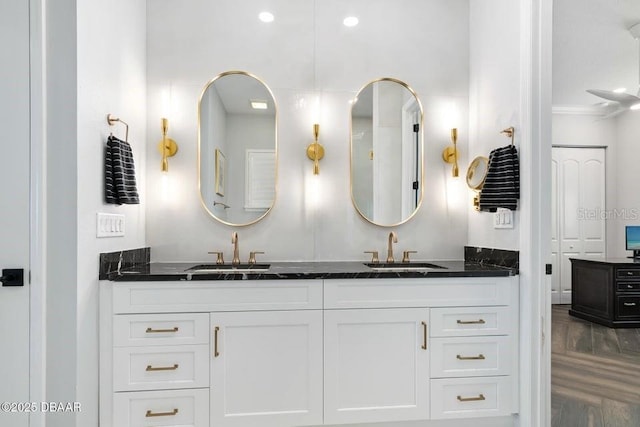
[113,313,210,347]
[112,280,322,313]
[617,296,640,318]
[617,282,640,292]
[113,345,209,392]
[617,269,640,279]
[113,388,209,427]
[430,377,514,419]
[430,307,512,337]
[324,277,513,309]
[430,336,512,378]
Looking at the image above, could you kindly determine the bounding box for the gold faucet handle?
[208,251,225,264]
[364,251,379,264]
[402,250,417,263]
[248,251,265,265]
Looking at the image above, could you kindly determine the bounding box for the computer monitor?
[626,226,640,258]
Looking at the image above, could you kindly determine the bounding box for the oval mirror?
[466,156,489,190]
[350,78,424,226]
[198,71,277,226]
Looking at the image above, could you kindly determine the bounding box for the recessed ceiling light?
[343,16,359,27]
[613,87,627,93]
[251,100,268,110]
[630,103,640,111]
[259,11,274,23]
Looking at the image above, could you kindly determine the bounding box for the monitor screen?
[626,226,640,250]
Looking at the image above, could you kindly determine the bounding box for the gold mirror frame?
[349,77,424,227]
[197,70,278,227]
[466,156,489,190]
[466,156,489,211]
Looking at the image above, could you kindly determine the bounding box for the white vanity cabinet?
[323,277,519,424]
[210,310,323,427]
[100,280,323,427]
[324,308,430,425]
[101,275,518,427]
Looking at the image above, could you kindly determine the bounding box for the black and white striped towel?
[478,144,519,212]
[105,135,140,205]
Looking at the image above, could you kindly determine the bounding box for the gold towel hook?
[501,127,515,145]
[107,114,129,142]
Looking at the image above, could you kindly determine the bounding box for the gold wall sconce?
[442,128,459,177]
[158,117,178,172]
[306,123,324,175]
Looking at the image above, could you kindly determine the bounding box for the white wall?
[146,0,470,262]
[45,1,78,425]
[610,110,640,257]
[552,0,640,258]
[200,86,227,219]
[467,0,521,250]
[75,1,147,426]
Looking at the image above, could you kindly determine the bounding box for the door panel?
[210,310,323,427]
[324,308,430,425]
[551,159,560,303]
[552,147,606,304]
[0,1,31,426]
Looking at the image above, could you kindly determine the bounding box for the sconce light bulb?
[158,117,178,172]
[306,123,324,175]
[161,117,169,136]
[452,163,459,177]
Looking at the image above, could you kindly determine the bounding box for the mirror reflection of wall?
[199,71,277,226]
[351,79,423,226]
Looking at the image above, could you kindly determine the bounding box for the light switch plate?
[494,208,514,229]
[97,213,125,237]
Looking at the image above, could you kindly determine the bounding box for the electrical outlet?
[97,213,125,237]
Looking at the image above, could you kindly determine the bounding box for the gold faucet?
[231,232,240,265]
[387,231,398,263]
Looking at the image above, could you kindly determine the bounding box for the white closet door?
[551,147,606,304]
[0,1,31,426]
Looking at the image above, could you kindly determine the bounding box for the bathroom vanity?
[100,261,519,427]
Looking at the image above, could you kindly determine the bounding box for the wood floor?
[552,305,640,426]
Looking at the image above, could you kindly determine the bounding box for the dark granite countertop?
[103,260,517,282]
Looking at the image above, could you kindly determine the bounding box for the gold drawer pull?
[146,364,179,371]
[457,319,486,325]
[146,408,178,417]
[457,354,486,360]
[214,326,220,357]
[146,327,179,333]
[457,394,486,402]
[421,322,428,350]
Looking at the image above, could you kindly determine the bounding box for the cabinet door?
[324,308,430,424]
[210,310,323,427]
